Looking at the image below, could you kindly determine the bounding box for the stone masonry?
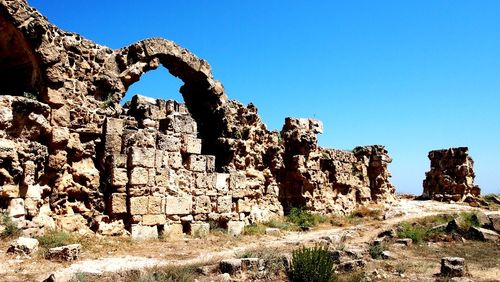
[422,147,480,202]
[0,0,396,238]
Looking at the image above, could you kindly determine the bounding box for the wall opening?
[0,8,43,98]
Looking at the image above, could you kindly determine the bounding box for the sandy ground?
[0,199,498,282]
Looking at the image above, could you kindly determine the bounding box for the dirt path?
[39,199,491,282]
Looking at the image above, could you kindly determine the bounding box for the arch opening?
[0,7,43,98]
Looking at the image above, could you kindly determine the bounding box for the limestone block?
[194,195,211,214]
[0,184,19,198]
[441,257,465,277]
[131,224,158,240]
[237,199,252,213]
[129,167,148,185]
[216,173,229,193]
[104,117,124,135]
[168,152,183,169]
[206,155,215,172]
[165,196,192,215]
[24,184,46,199]
[148,196,164,214]
[110,154,127,168]
[8,198,25,218]
[219,259,242,275]
[162,223,184,240]
[111,168,128,187]
[186,155,206,172]
[72,158,100,189]
[24,198,41,217]
[227,221,245,237]
[217,196,232,213]
[142,214,166,226]
[195,173,216,190]
[46,244,81,261]
[155,169,169,187]
[130,196,148,215]
[105,134,122,155]
[147,168,156,186]
[51,126,70,148]
[97,220,126,236]
[229,173,246,190]
[157,134,181,152]
[182,135,202,154]
[161,114,197,134]
[128,147,155,168]
[109,193,127,214]
[7,237,39,255]
[190,222,210,237]
[48,150,67,170]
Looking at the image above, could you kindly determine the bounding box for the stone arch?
[112,38,231,168]
[0,5,44,97]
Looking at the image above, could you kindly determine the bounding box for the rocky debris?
[265,227,281,236]
[468,227,499,241]
[337,259,366,272]
[422,147,480,202]
[46,244,81,261]
[440,257,466,277]
[7,237,39,255]
[380,250,394,260]
[489,214,500,232]
[219,259,242,275]
[0,0,396,237]
[395,238,412,246]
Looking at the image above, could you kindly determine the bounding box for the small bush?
[397,222,427,244]
[349,207,382,219]
[243,223,266,235]
[36,230,75,250]
[123,265,195,282]
[0,212,21,239]
[287,208,326,230]
[289,246,335,282]
[458,211,480,230]
[369,244,384,259]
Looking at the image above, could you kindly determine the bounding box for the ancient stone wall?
[422,147,480,202]
[0,0,396,238]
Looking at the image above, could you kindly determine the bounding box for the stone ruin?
[0,0,396,238]
[422,147,480,202]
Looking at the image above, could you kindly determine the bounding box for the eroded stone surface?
[0,0,396,237]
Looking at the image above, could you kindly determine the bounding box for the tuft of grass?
[287,208,326,230]
[0,212,21,239]
[349,206,382,219]
[289,246,335,282]
[458,211,480,230]
[369,244,385,259]
[332,270,366,282]
[122,265,196,282]
[397,222,428,244]
[36,230,76,251]
[243,223,267,236]
[265,218,297,231]
[240,247,286,278]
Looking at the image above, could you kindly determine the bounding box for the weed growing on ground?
[287,208,327,230]
[289,246,335,282]
[120,265,196,282]
[458,211,480,230]
[0,212,21,239]
[243,223,266,236]
[240,247,285,278]
[369,244,385,259]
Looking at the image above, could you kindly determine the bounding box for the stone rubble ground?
[29,199,496,282]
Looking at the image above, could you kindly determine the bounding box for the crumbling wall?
[0,0,396,238]
[422,147,480,202]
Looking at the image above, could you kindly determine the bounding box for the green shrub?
[368,244,384,259]
[397,222,427,244]
[289,246,335,282]
[36,230,74,250]
[0,212,21,239]
[458,211,480,230]
[287,208,326,230]
[243,223,266,235]
[123,265,195,282]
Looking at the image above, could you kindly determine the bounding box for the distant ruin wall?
[422,147,480,202]
[0,0,396,238]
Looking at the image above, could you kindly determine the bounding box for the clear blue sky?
[29,0,499,195]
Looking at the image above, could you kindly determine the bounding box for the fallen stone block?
[190,223,210,237]
[395,238,412,246]
[46,244,81,261]
[227,221,245,237]
[220,258,242,275]
[131,224,158,240]
[7,237,39,255]
[337,259,366,272]
[488,214,500,232]
[265,228,281,236]
[469,226,500,241]
[441,257,465,277]
[241,257,264,271]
